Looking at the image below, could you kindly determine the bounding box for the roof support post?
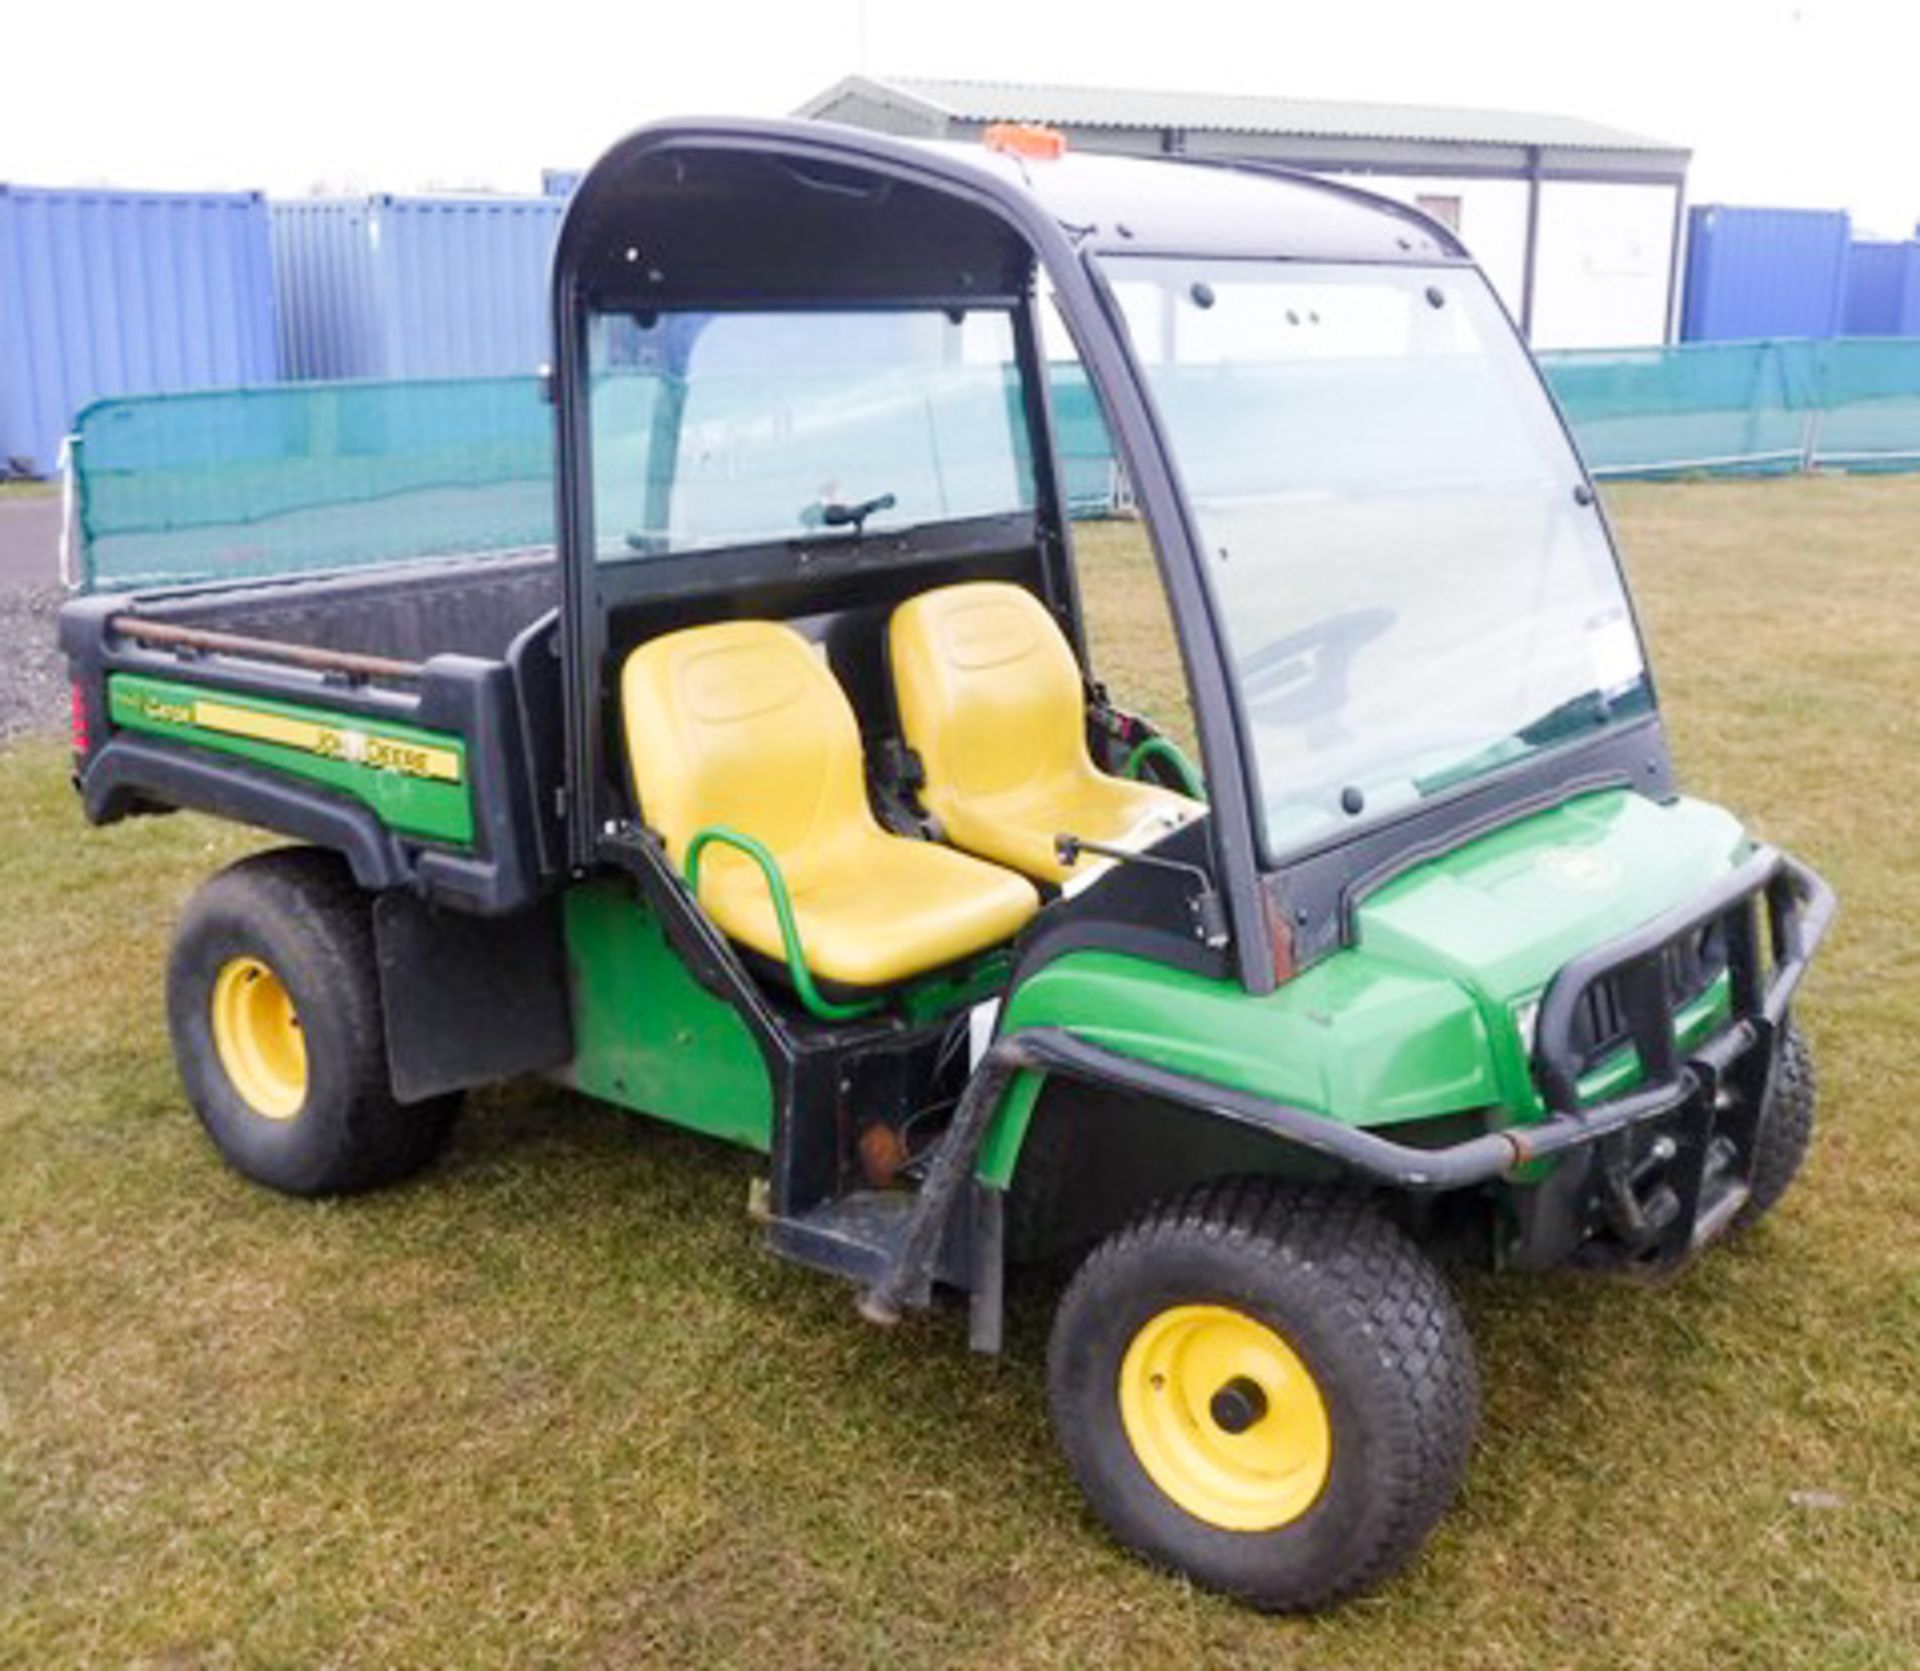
[1663,180,1688,344]
[1519,144,1543,342]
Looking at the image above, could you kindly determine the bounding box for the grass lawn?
[3,476,1918,1667]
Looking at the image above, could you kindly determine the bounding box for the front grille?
[1568,921,1727,1070]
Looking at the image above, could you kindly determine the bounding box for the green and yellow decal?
[108,672,474,845]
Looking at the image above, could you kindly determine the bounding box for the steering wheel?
[1239,607,1396,737]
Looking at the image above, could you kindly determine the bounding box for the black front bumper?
[1508,844,1836,1270]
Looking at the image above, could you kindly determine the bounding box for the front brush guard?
[1514,843,1835,1266]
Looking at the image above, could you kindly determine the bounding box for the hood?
[1355,789,1749,1006]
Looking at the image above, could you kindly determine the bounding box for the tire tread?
[1736,1020,1816,1229]
[169,847,456,1195]
[1051,1178,1479,1610]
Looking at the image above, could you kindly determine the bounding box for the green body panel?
[107,672,473,845]
[980,789,1750,1187]
[556,879,775,1150]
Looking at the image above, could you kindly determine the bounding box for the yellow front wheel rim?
[210,955,308,1121]
[1118,1303,1333,1532]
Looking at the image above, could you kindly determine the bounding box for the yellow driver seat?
[622,620,1039,992]
[889,582,1205,884]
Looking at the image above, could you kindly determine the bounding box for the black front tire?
[1048,1179,1478,1612]
[167,847,459,1196]
[1736,1020,1816,1230]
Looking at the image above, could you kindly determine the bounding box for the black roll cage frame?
[547,118,1678,996]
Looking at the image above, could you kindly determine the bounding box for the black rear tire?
[1735,1020,1816,1230]
[1048,1179,1478,1612]
[167,847,459,1196]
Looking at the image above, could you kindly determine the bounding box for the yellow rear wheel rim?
[1118,1303,1332,1532]
[210,955,308,1121]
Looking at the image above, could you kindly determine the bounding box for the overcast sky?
[5,0,1918,233]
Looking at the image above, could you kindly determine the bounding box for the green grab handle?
[1121,735,1206,800]
[683,826,884,1023]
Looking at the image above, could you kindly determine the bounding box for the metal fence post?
[57,434,79,592]
[1800,341,1828,473]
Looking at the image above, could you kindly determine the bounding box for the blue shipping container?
[1680,205,1852,342]
[540,169,582,199]
[0,185,278,478]
[272,195,566,382]
[1843,239,1920,336]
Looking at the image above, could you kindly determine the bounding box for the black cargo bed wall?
[138,553,559,666]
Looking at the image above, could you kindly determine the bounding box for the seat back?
[890,581,1091,815]
[622,620,873,885]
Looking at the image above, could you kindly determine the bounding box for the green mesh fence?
[73,368,1125,593]
[71,341,1920,593]
[1536,338,1920,478]
[74,378,555,591]
[1049,368,1125,513]
[1057,344,1920,489]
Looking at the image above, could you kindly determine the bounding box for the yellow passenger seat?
[890,582,1205,884]
[622,620,1039,993]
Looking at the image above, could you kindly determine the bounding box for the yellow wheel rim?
[209,955,307,1121]
[1118,1303,1332,1532]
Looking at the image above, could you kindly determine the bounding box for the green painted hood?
[1354,790,1748,1007]
[983,790,1752,1184]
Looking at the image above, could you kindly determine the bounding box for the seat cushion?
[623,619,873,888]
[957,770,1198,886]
[623,619,1038,990]
[890,581,1204,883]
[696,822,1039,989]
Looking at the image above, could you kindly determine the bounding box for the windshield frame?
[1085,244,1669,938]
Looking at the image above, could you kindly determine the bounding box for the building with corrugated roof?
[797,76,1690,349]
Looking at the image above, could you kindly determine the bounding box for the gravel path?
[0,493,68,741]
[0,494,61,589]
[0,587,67,742]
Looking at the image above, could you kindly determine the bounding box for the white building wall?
[1320,172,1533,319]
[1529,180,1679,349]
[1319,171,1678,349]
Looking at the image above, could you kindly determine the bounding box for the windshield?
[586,308,1034,559]
[1105,257,1652,860]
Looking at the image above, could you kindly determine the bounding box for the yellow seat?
[622,620,1038,992]
[889,582,1205,884]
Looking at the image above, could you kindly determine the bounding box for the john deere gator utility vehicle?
[59,117,1834,1609]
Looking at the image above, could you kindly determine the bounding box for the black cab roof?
[918,138,1463,263]
[554,117,1466,312]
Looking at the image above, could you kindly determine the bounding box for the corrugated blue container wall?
[0,185,278,478]
[1680,205,1852,342]
[272,195,566,381]
[1843,240,1920,336]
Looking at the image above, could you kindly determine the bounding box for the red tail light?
[70,679,91,757]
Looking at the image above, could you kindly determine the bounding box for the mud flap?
[373,892,573,1102]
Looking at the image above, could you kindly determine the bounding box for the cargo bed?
[59,552,565,915]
